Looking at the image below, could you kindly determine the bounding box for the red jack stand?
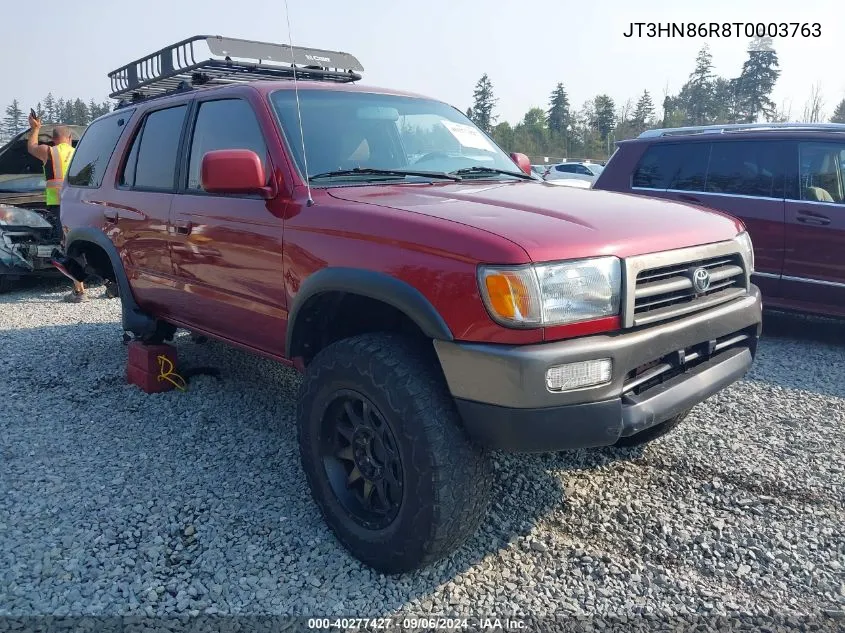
[126,340,179,393]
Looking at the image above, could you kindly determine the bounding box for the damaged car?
[0,124,85,292]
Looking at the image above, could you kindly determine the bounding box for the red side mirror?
[509,152,532,175]
[201,149,270,197]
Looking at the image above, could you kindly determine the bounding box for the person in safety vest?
[27,113,87,303]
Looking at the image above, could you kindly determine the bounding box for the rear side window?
[705,140,787,198]
[632,142,710,191]
[186,99,268,191]
[67,110,134,188]
[120,105,187,190]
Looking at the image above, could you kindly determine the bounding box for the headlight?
[735,231,755,273]
[0,205,52,229]
[479,256,621,328]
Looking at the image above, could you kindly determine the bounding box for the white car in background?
[544,161,604,185]
[544,177,592,189]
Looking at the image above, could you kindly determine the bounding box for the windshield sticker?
[441,121,496,152]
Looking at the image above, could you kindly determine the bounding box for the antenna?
[284,0,314,207]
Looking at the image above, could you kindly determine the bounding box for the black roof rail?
[639,122,845,138]
[108,35,364,107]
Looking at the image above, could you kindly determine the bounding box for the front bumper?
[435,286,763,452]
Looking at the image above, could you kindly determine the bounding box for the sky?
[2,0,841,125]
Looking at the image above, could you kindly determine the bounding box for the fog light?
[545,359,612,392]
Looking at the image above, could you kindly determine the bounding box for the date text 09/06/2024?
[623,22,821,38]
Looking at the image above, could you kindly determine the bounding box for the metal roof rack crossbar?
[108,35,364,103]
[639,122,845,138]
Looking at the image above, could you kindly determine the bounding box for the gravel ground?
[1,280,844,628]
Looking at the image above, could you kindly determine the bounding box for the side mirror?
[201,149,272,197]
[509,152,532,175]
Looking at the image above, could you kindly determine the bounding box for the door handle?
[796,213,831,226]
[174,220,193,235]
[103,209,118,223]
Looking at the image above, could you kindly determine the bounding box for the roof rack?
[109,35,364,106]
[638,122,845,138]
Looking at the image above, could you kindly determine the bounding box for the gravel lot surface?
[1,280,844,628]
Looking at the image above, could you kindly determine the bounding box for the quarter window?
[186,99,268,191]
[67,110,134,188]
[632,142,709,191]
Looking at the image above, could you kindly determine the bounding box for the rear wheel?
[613,410,690,448]
[297,333,493,574]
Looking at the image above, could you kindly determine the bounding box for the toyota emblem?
[691,267,711,293]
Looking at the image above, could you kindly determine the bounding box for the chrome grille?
[632,254,746,326]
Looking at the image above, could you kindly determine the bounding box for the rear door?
[782,140,845,311]
[168,96,286,355]
[630,140,785,299]
[112,103,188,312]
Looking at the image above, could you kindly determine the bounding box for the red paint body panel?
[326,181,743,262]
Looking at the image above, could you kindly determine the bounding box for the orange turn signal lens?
[480,268,540,326]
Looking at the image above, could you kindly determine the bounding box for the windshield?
[270,90,521,183]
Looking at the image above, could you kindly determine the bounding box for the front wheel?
[297,333,493,574]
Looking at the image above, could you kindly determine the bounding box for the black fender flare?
[63,228,158,337]
[286,267,454,356]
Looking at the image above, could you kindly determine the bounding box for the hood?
[327,180,744,262]
[0,125,85,200]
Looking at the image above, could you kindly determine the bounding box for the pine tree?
[3,99,25,139]
[631,90,655,132]
[831,99,845,124]
[72,99,89,126]
[711,78,738,123]
[470,74,497,134]
[733,37,781,123]
[55,98,66,123]
[683,45,716,125]
[592,95,616,140]
[547,83,570,135]
[43,93,56,123]
[88,99,100,121]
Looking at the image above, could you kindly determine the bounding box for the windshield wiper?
[448,166,535,180]
[308,167,462,182]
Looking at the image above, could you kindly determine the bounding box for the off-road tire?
[613,410,690,448]
[297,333,493,574]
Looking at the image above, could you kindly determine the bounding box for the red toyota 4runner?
[57,37,762,573]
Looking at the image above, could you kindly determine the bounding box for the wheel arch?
[60,227,159,337]
[286,267,454,363]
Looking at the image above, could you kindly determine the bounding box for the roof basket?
[109,35,364,104]
[639,122,845,138]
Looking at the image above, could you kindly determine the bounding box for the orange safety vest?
[44,143,75,206]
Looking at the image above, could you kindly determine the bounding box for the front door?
[782,140,845,313]
[168,97,287,356]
